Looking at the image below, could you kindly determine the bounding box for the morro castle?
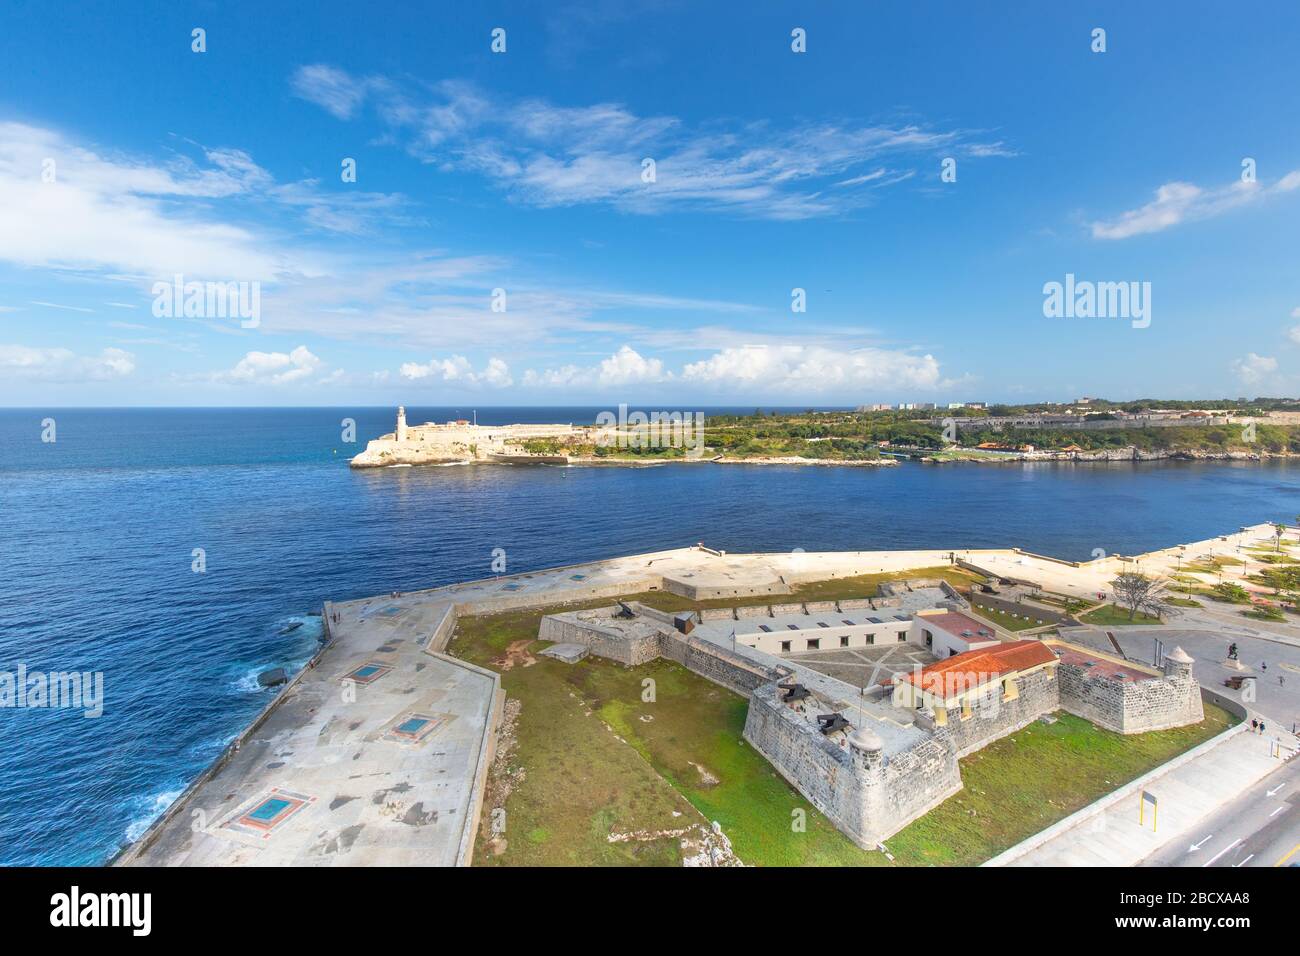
[350,406,608,468]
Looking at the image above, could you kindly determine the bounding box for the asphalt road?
[1140,757,1300,867]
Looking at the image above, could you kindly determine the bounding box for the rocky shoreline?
[352,446,1288,470]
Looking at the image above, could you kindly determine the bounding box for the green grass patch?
[1165,596,1204,608]
[1244,606,1286,622]
[967,603,1052,631]
[788,566,981,603]
[882,708,1234,865]
[1079,604,1163,626]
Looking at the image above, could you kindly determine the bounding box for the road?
[1140,756,1300,867]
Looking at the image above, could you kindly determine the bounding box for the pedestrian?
[1251,718,1258,733]
[1262,661,1268,672]
[1260,721,1267,735]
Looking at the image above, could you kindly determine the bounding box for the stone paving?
[122,597,500,866]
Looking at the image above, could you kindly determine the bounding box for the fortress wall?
[935,668,1061,758]
[1119,671,1204,733]
[453,577,661,615]
[424,604,459,653]
[742,685,962,848]
[770,602,805,616]
[659,634,779,695]
[700,607,738,621]
[742,687,872,845]
[860,734,962,845]
[1056,663,1202,734]
[537,613,662,666]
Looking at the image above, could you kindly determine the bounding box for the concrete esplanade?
[117,522,1280,865]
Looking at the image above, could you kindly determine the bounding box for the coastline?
[351,447,1289,470]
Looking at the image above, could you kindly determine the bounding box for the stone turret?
[1163,645,1194,680]
[395,405,408,443]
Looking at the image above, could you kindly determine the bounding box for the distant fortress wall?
[952,415,1232,432]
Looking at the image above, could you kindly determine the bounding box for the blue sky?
[1,1,1298,406]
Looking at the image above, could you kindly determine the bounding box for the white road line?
[1234,855,1255,867]
[1267,784,1286,797]
[1190,834,1213,850]
[1203,839,1242,867]
[1270,806,1285,817]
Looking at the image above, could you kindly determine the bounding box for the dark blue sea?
[2,406,1298,865]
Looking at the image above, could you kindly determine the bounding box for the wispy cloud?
[290,66,1013,219]
[1230,352,1279,390]
[1091,169,1300,240]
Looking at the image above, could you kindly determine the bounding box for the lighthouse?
[396,405,408,442]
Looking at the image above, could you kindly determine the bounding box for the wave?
[123,786,184,844]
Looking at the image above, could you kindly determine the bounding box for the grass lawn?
[1079,603,1163,626]
[967,602,1055,631]
[786,566,981,603]
[881,707,1234,865]
[1244,607,1286,622]
[1165,596,1204,608]
[450,588,1235,867]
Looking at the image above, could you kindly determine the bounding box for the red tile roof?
[1053,645,1155,682]
[901,640,1057,697]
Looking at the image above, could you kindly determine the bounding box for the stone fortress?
[122,528,1265,867]
[350,406,612,468]
[538,580,1203,849]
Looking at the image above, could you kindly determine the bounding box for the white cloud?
[681,344,942,392]
[399,354,513,387]
[1230,352,1278,387]
[521,343,942,395]
[215,345,323,385]
[0,344,134,380]
[597,345,668,385]
[524,345,670,388]
[291,67,1013,219]
[1091,169,1300,240]
[0,121,410,289]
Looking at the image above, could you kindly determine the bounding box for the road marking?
[1234,855,1255,867]
[1267,784,1286,797]
[1271,806,1286,817]
[1203,839,1242,867]
[1189,834,1213,851]
[1276,843,1300,867]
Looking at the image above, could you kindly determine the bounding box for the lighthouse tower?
[395,405,408,442]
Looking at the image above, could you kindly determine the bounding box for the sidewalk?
[985,724,1297,866]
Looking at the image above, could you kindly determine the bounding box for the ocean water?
[2,406,1299,865]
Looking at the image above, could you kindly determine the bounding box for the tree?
[1275,522,1287,552]
[1110,571,1172,621]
